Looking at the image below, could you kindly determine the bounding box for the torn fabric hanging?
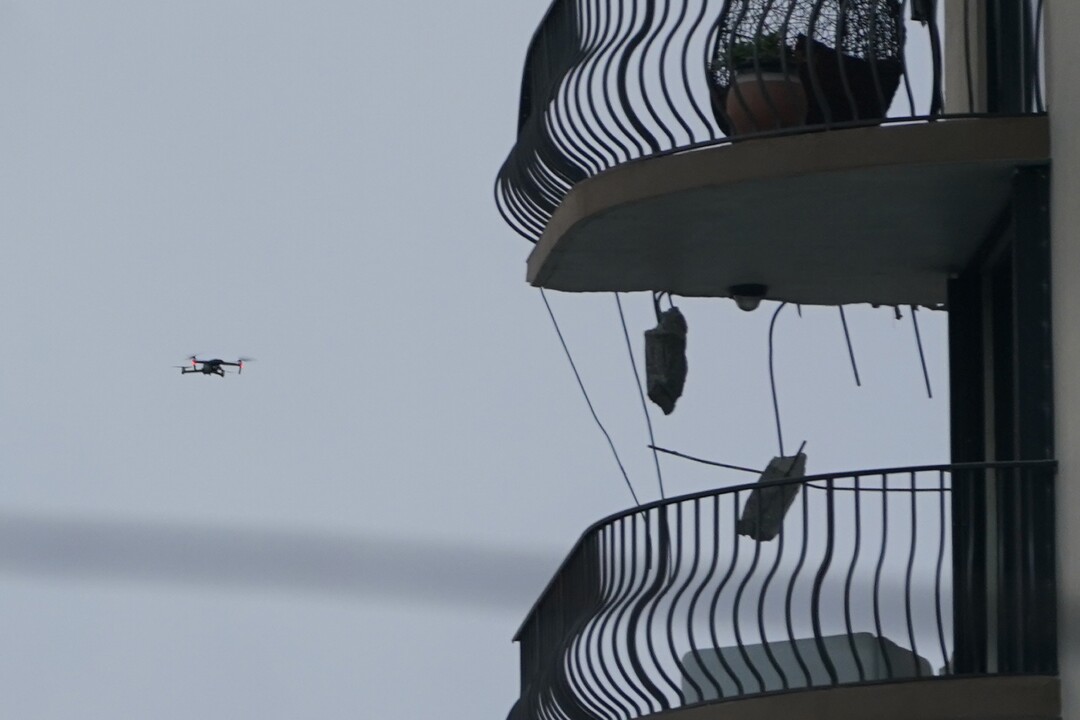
[737,453,807,541]
[644,306,688,415]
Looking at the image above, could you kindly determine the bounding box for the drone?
[176,356,252,377]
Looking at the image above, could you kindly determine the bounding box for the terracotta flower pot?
[725,71,808,135]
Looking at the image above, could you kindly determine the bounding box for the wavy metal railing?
[507,460,1056,720]
[495,0,1046,243]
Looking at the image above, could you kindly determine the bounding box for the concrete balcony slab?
[527,117,1049,307]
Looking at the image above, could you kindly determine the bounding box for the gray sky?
[0,2,948,718]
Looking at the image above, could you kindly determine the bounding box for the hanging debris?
[644,306,687,415]
[737,452,807,541]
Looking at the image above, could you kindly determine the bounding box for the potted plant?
[716,32,808,135]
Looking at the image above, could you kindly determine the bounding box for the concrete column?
[1048,2,1080,717]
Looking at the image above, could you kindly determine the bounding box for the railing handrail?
[514,458,1057,641]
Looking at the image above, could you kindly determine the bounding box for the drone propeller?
[236,357,254,374]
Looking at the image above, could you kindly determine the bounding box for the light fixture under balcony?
[730,283,767,311]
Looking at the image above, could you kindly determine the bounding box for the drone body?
[178,356,251,377]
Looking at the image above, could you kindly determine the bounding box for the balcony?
[495,0,1048,306]
[507,461,1058,720]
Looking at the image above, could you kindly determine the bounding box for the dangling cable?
[540,289,641,506]
[616,293,665,500]
[911,305,933,399]
[647,445,762,475]
[838,306,862,387]
[768,302,788,457]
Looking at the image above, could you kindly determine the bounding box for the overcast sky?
[0,2,947,718]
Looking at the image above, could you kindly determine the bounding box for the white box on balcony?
[680,632,933,703]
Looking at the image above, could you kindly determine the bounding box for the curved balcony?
[495,1,1048,306]
[507,460,1058,720]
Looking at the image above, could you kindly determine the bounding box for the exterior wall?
[1048,2,1080,718]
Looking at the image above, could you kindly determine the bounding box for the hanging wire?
[768,302,788,457]
[838,306,862,387]
[647,445,762,475]
[615,293,665,500]
[539,289,640,506]
[651,290,675,319]
[911,305,933,398]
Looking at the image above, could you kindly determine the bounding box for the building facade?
[497,2,1070,718]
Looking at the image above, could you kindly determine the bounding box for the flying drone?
[176,356,252,377]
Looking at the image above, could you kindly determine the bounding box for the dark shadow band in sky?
[0,513,562,612]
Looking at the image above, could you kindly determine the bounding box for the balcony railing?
[495,0,1046,243]
[508,460,1056,720]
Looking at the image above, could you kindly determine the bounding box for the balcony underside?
[650,676,1059,720]
[527,117,1048,307]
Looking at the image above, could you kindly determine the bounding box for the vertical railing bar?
[1033,0,1045,112]
[581,526,632,719]
[669,500,706,705]
[556,542,585,718]
[573,531,620,719]
[637,0,681,148]
[580,0,629,165]
[560,0,609,173]
[904,470,922,677]
[642,507,681,701]
[563,0,604,172]
[546,2,604,177]
[895,0,917,116]
[709,493,745,696]
[616,0,662,153]
[687,495,725,700]
[759,476,791,690]
[656,0,697,143]
[925,0,945,115]
[598,0,637,162]
[874,472,894,678]
[844,473,867,681]
[963,0,975,113]
[625,508,672,713]
[610,515,648,716]
[551,544,595,720]
[785,477,814,687]
[572,0,621,170]
[678,0,717,140]
[733,484,768,692]
[935,469,951,676]
[810,477,840,685]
